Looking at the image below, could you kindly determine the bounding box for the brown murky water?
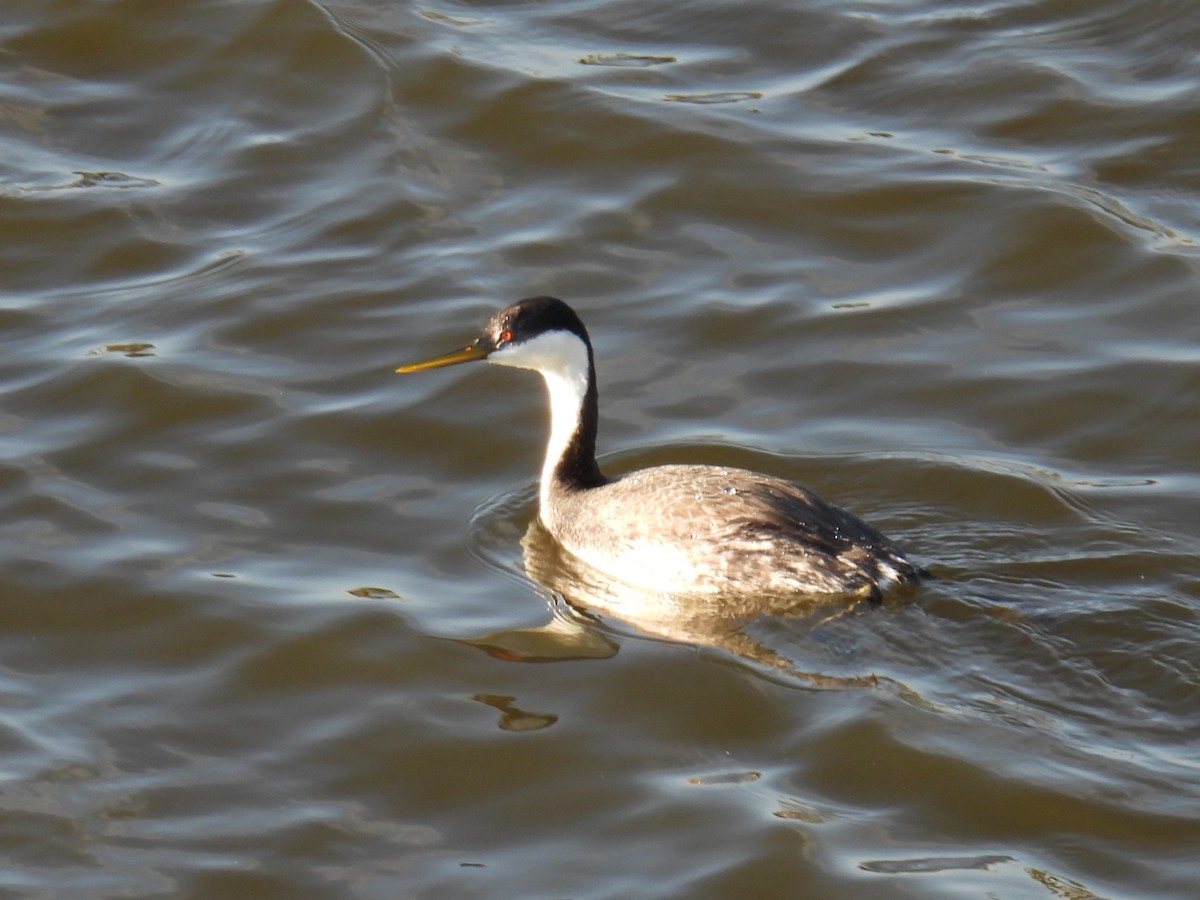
[2,1,1198,897]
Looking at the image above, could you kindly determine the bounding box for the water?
[2,0,1198,896]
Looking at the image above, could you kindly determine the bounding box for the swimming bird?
[396,296,925,602]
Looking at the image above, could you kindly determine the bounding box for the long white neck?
[486,330,592,511]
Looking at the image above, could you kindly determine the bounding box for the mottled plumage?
[546,464,919,599]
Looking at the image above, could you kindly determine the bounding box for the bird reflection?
[472,694,558,732]
[516,517,891,688]
[457,607,619,663]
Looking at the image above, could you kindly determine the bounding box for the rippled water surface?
[2,1,1199,897]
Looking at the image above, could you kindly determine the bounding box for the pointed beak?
[394,338,492,373]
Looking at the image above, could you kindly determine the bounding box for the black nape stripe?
[554,345,607,491]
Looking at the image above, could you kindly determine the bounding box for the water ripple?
[2,0,1199,895]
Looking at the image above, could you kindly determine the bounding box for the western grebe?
[397,296,926,602]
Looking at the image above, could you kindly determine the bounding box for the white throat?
[487,330,591,510]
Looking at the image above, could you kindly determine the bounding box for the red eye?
[500,329,513,343]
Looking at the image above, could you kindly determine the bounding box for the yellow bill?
[395,342,491,374]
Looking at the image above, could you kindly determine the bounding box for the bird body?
[397,296,924,602]
[544,463,918,599]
